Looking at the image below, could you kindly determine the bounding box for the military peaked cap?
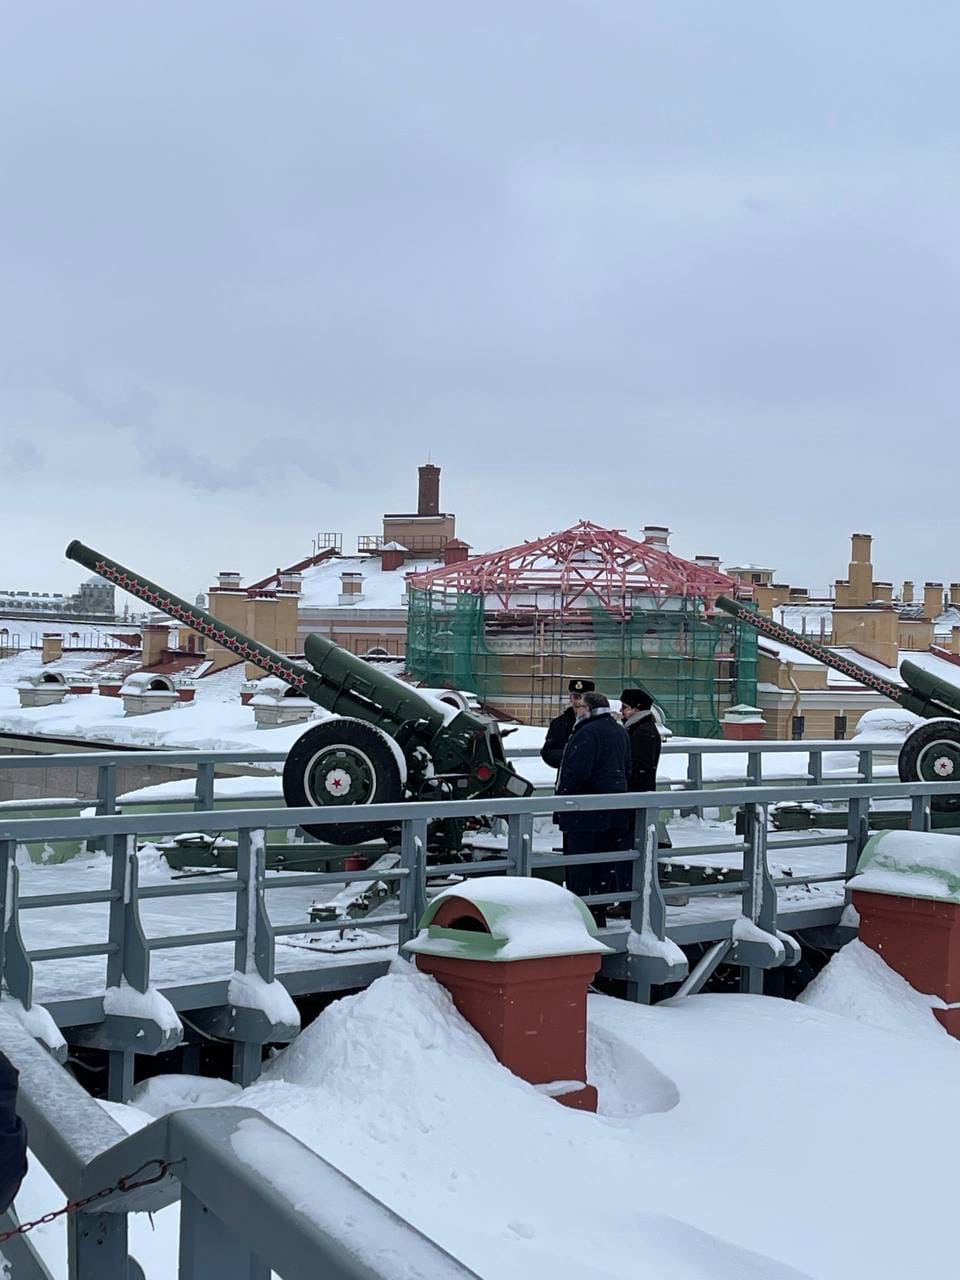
[567,678,596,693]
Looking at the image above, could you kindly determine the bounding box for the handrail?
[0,778,954,840]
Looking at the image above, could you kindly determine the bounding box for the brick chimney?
[338,571,364,605]
[217,571,242,589]
[142,623,170,668]
[443,538,471,566]
[924,582,944,621]
[950,584,960,607]
[694,555,720,571]
[902,581,914,604]
[643,525,670,549]
[382,541,407,572]
[41,633,63,664]
[418,464,441,517]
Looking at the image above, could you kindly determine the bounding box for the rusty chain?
[0,1157,182,1244]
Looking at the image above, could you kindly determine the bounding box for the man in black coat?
[555,691,630,926]
[540,678,594,770]
[620,688,662,792]
[617,688,671,878]
[0,1050,27,1215]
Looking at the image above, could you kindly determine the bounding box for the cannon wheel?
[898,719,960,813]
[283,720,404,843]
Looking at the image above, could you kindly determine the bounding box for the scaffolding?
[405,523,758,736]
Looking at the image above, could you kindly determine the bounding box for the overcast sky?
[2,1,958,602]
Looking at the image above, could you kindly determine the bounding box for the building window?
[791,714,805,741]
[834,714,848,740]
[752,573,763,585]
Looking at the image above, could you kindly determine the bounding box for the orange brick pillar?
[405,879,610,1111]
[851,831,960,1037]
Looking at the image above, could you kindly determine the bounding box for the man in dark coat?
[620,688,662,793]
[540,678,594,769]
[555,691,630,926]
[0,1050,27,1215]
[616,688,671,880]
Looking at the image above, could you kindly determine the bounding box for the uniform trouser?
[562,827,623,924]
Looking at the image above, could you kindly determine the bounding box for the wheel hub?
[918,740,960,783]
[305,746,376,807]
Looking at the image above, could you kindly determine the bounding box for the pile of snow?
[17,948,960,1279]
[799,939,948,1041]
[853,707,922,742]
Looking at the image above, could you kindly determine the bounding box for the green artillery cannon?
[714,595,960,811]
[66,540,532,843]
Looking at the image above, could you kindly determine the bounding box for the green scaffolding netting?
[406,586,758,737]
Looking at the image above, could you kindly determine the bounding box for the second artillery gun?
[66,540,532,844]
[715,595,960,811]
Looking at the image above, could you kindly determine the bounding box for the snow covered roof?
[297,555,441,610]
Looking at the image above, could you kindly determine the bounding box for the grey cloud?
[0,1,957,595]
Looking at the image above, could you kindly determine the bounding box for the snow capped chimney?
[217,571,242,590]
[643,526,670,550]
[278,570,302,594]
[694,555,720,571]
[381,541,407,572]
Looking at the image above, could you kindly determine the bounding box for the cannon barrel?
[714,595,960,722]
[66,540,317,693]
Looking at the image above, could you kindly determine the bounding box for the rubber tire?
[283,720,404,843]
[898,720,960,813]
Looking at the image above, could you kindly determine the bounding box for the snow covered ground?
[12,944,960,1280]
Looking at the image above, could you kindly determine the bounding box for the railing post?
[858,749,874,784]
[808,749,823,786]
[194,761,215,813]
[845,794,870,886]
[68,1209,136,1280]
[0,852,33,1008]
[107,838,154,1102]
[234,829,273,985]
[179,1187,270,1280]
[684,751,704,819]
[398,818,428,949]
[506,812,534,876]
[747,750,763,788]
[738,802,778,994]
[92,762,118,854]
[910,794,932,833]
[231,829,275,1088]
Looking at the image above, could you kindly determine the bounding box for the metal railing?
[0,736,899,820]
[0,1006,479,1280]
[0,775,956,1094]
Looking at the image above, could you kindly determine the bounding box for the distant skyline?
[3,2,958,600]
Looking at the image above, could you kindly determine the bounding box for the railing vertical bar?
[685,751,705,819]
[194,762,215,813]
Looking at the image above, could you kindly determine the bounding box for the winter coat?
[0,1051,27,1215]
[624,710,662,794]
[555,709,630,834]
[540,706,577,769]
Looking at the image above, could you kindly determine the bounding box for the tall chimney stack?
[418,464,441,517]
